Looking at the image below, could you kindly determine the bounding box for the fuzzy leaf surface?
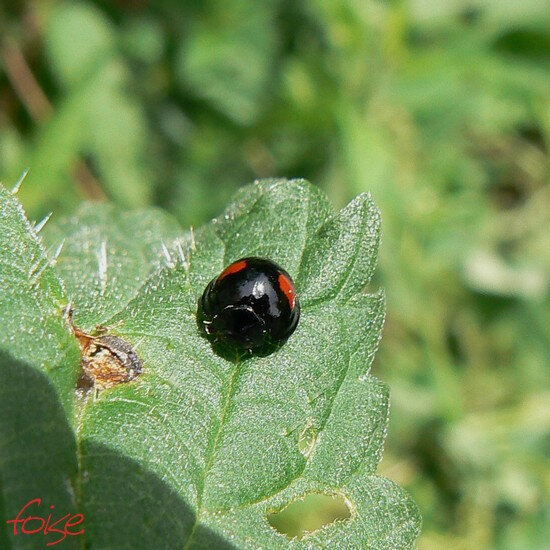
[0,179,420,548]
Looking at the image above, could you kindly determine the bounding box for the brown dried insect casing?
[81,335,143,390]
[71,321,143,392]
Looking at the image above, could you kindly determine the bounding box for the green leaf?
[19,62,149,217]
[45,2,115,88]
[0,184,81,548]
[17,83,90,216]
[39,3,152,211]
[0,351,80,550]
[41,202,183,331]
[176,0,278,124]
[297,193,381,305]
[1,179,420,548]
[83,76,152,207]
[0,183,79,410]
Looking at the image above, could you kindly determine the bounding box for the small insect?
[198,257,300,351]
[67,310,142,393]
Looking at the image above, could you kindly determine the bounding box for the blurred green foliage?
[1,1,549,548]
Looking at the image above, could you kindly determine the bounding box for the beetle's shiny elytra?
[198,257,300,350]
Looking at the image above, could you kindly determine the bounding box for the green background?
[1,1,549,548]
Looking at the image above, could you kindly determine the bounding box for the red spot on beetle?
[278,274,296,308]
[218,260,247,281]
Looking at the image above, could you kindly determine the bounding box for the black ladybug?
[198,257,300,351]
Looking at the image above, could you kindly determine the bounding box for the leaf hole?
[267,492,352,539]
